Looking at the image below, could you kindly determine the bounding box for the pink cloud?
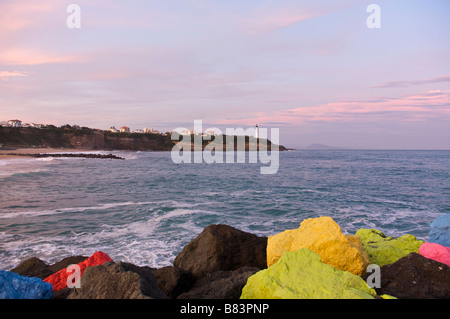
[238,1,360,35]
[0,70,28,79]
[284,90,450,122]
[0,0,63,36]
[242,12,316,34]
[0,1,81,66]
[0,49,81,66]
[217,90,450,126]
[372,75,450,88]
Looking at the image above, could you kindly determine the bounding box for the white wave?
[0,168,49,179]
[0,207,212,269]
[0,201,140,219]
[119,152,140,160]
[0,156,56,179]
[35,157,57,162]
[0,157,41,165]
[0,199,208,219]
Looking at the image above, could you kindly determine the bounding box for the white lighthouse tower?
[255,124,259,139]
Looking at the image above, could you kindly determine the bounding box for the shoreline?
[0,146,287,159]
[0,147,93,157]
[0,148,113,159]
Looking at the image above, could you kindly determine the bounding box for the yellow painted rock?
[356,228,424,266]
[241,248,376,299]
[267,216,370,276]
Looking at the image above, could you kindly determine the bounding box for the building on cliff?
[8,119,22,127]
[119,126,130,133]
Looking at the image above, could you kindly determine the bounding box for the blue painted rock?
[429,213,450,247]
[0,270,53,299]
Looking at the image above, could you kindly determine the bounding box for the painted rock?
[267,216,370,276]
[419,242,450,267]
[428,213,450,247]
[44,251,113,291]
[0,270,53,299]
[356,229,423,266]
[241,248,376,299]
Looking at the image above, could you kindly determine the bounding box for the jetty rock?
[174,224,267,279]
[177,266,260,299]
[241,248,377,299]
[151,266,194,299]
[10,256,88,280]
[419,242,450,267]
[364,252,450,299]
[428,213,450,247]
[267,216,369,276]
[355,229,423,266]
[67,261,167,299]
[0,270,53,299]
[43,251,112,291]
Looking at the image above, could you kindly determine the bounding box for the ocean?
[0,150,449,271]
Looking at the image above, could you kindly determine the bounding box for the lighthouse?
[255,124,259,139]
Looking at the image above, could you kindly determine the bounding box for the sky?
[0,0,449,149]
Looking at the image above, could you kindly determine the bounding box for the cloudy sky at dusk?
[1,0,449,149]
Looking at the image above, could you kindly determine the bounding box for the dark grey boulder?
[174,224,267,279]
[364,252,450,299]
[67,261,167,299]
[177,266,260,299]
[151,266,194,299]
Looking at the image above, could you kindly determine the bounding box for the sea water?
[0,150,449,270]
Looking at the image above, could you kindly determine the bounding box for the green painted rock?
[240,248,376,299]
[356,229,423,266]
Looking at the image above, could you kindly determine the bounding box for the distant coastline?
[0,126,286,153]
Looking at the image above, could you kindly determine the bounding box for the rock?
[379,294,398,299]
[10,256,89,280]
[366,252,450,299]
[356,229,423,266]
[174,224,267,279]
[419,242,450,267]
[177,266,260,299]
[241,248,377,299]
[44,251,112,291]
[10,257,53,279]
[67,261,167,299]
[428,213,450,247]
[47,256,88,274]
[267,216,370,276]
[0,270,53,299]
[151,266,194,299]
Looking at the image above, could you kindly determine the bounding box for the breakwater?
[2,215,449,300]
[2,153,125,160]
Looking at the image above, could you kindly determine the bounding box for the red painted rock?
[44,251,113,291]
[419,242,450,267]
